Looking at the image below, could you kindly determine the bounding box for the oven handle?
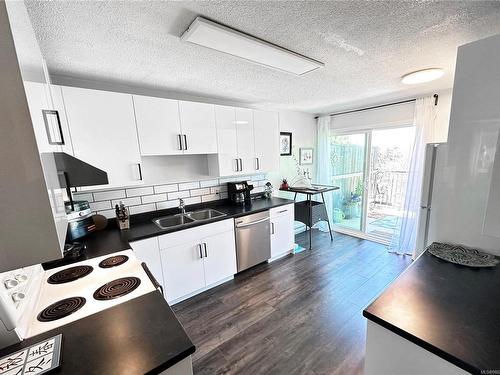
[141,262,164,296]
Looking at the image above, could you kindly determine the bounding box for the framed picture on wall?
[299,148,313,165]
[280,132,292,156]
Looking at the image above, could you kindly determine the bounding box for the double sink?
[153,209,226,229]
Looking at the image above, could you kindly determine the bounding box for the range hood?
[46,152,108,211]
[51,152,108,188]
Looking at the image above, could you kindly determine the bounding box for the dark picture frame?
[280,132,292,156]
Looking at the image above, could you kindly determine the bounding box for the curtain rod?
[314,93,439,119]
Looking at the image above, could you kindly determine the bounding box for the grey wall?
[0,1,61,271]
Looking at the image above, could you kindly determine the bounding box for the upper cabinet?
[23,81,73,155]
[210,107,280,177]
[133,95,183,156]
[133,96,218,156]
[61,86,143,188]
[214,105,239,175]
[253,110,279,173]
[235,108,256,174]
[178,101,217,154]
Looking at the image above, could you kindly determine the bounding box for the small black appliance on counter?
[65,200,96,241]
[227,181,254,204]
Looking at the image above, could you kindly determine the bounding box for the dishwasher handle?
[235,217,269,228]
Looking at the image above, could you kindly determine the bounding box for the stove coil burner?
[47,265,93,284]
[93,277,141,300]
[98,255,129,268]
[37,297,86,322]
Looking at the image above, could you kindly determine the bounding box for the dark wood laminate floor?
[172,230,412,375]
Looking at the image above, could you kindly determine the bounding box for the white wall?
[269,110,317,198]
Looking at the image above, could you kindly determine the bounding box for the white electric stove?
[0,250,158,349]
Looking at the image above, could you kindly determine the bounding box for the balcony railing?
[368,170,408,211]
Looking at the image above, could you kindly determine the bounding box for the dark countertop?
[30,196,294,373]
[363,250,500,374]
[0,292,195,375]
[44,197,294,264]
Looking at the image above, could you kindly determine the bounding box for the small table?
[280,185,339,250]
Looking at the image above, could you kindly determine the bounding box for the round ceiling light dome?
[401,68,444,85]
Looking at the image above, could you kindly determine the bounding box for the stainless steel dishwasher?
[235,210,271,272]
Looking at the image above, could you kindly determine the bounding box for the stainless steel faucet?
[179,198,186,214]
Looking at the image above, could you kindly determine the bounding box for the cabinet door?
[214,105,238,176]
[133,95,183,156]
[253,110,279,173]
[235,108,255,174]
[202,230,237,286]
[62,86,142,188]
[130,238,164,288]
[160,241,205,302]
[271,206,295,258]
[179,101,217,154]
[24,81,73,154]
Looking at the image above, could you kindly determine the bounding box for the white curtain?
[390,96,436,257]
[315,116,334,232]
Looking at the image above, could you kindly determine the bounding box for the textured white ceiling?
[21,1,500,114]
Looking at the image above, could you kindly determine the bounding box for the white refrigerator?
[416,33,500,257]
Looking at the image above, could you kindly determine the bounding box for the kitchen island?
[363,250,500,374]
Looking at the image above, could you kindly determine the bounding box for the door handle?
[203,242,208,257]
[198,244,203,258]
[178,134,183,150]
[183,135,188,150]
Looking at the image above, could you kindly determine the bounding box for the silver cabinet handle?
[42,109,65,145]
[198,244,203,258]
[183,134,188,150]
[271,222,275,234]
[203,242,208,257]
[278,209,288,214]
[256,157,260,170]
[178,134,183,150]
[239,158,243,171]
[235,158,240,172]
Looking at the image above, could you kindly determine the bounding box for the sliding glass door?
[331,133,368,232]
[330,127,415,244]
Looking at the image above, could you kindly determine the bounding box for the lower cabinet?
[129,237,164,289]
[158,219,236,303]
[270,204,295,259]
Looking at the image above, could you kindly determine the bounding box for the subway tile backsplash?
[74,174,269,219]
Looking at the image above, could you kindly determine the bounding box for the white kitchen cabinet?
[202,230,237,286]
[132,95,183,156]
[213,105,239,175]
[178,101,217,154]
[61,86,143,188]
[23,81,73,155]
[253,110,279,173]
[270,204,295,259]
[161,240,206,302]
[130,237,164,288]
[158,219,236,303]
[235,108,255,174]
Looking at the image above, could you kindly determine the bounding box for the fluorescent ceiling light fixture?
[401,68,444,84]
[181,17,324,75]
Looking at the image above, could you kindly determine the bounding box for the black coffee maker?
[227,181,254,205]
